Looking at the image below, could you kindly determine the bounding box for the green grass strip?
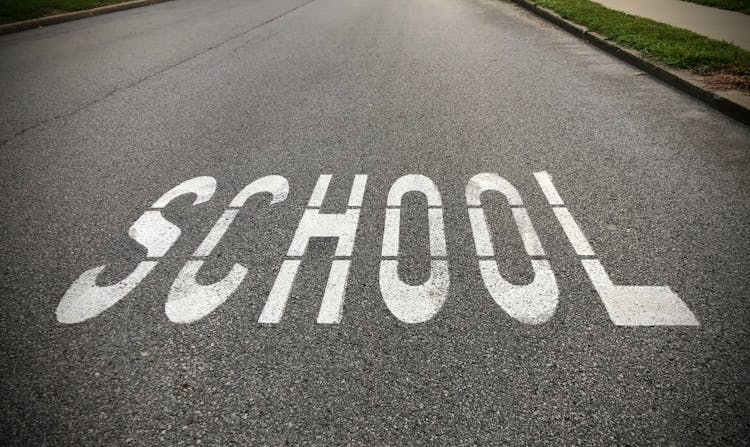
[530,0,750,73]
[681,0,750,15]
[0,0,129,24]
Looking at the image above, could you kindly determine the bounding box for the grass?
[681,0,750,14]
[530,0,750,75]
[0,0,132,24]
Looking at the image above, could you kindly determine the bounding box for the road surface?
[1,0,748,444]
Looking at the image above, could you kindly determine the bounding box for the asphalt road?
[1,0,749,444]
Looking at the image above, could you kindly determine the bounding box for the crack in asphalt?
[0,0,317,149]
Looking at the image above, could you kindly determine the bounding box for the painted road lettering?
[533,171,698,326]
[258,175,366,324]
[380,174,449,323]
[166,175,289,323]
[467,173,558,324]
[57,172,699,327]
[56,176,216,324]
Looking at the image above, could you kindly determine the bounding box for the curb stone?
[509,0,750,127]
[0,0,174,36]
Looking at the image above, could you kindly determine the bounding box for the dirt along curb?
[509,0,750,127]
[0,0,174,36]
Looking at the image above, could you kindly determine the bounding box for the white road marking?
[197,176,289,257]
[166,176,290,323]
[429,208,447,257]
[128,211,182,258]
[259,175,366,323]
[387,174,442,207]
[380,175,449,323]
[533,171,564,206]
[468,207,546,257]
[381,209,401,257]
[192,210,239,258]
[151,176,216,208]
[534,171,699,326]
[511,208,545,257]
[379,260,449,323]
[466,173,558,324]
[258,260,300,324]
[165,260,248,323]
[466,172,522,206]
[348,175,368,207]
[307,174,331,207]
[56,177,217,324]
[56,261,158,324]
[478,259,558,324]
[58,172,700,328]
[582,260,698,325]
[287,208,361,257]
[317,260,351,324]
[552,208,595,256]
[382,208,446,257]
[534,172,593,256]
[229,175,289,207]
[468,208,494,257]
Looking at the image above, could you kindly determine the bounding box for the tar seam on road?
[0,0,318,149]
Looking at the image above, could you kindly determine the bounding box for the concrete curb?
[0,0,174,36]
[510,0,750,127]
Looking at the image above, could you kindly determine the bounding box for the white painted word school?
[56,172,698,327]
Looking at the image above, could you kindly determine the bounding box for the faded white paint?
[533,171,699,326]
[259,175,366,323]
[468,208,495,257]
[56,261,158,324]
[381,209,401,257]
[533,171,564,206]
[552,208,595,257]
[128,211,182,258]
[387,174,442,207]
[57,177,216,324]
[287,208,361,257]
[479,260,558,324]
[381,208,446,257]
[317,260,352,324]
[380,175,449,323]
[57,171,701,328]
[307,174,331,207]
[192,210,239,258]
[194,176,289,258]
[466,172,522,206]
[166,176,289,323]
[467,173,558,324]
[348,175,368,207]
[258,260,300,324]
[151,176,216,208]
[582,260,698,326]
[379,260,449,323]
[511,208,545,257]
[229,175,289,207]
[165,260,248,323]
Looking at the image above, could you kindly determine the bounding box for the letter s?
[56,177,216,324]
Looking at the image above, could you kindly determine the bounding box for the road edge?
[509,0,750,127]
[0,0,174,36]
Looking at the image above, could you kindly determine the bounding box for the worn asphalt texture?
[1,0,749,444]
